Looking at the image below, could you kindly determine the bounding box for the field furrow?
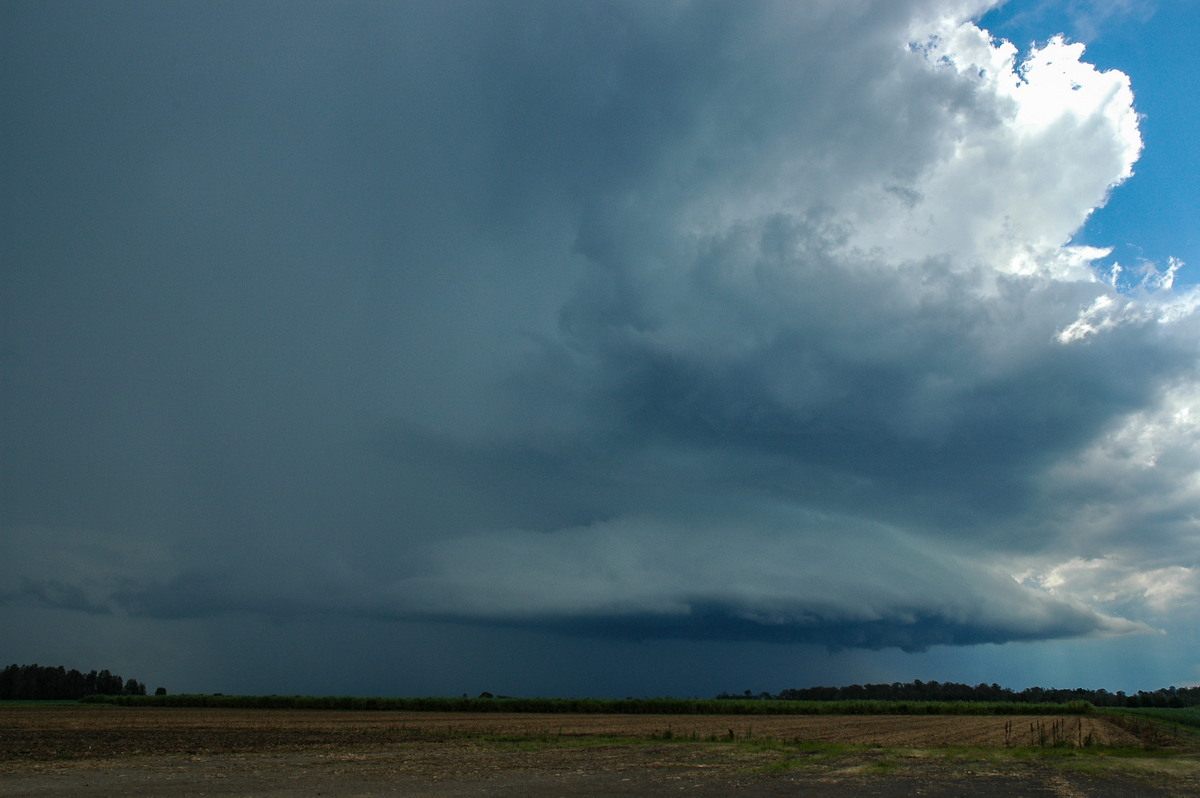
[0,707,1144,762]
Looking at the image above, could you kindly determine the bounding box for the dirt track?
[1,706,1197,796]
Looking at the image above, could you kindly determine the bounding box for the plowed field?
[1,706,1196,797]
[0,707,1144,759]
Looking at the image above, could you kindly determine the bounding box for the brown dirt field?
[1,706,1198,796]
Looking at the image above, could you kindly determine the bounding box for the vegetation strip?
[79,693,1095,715]
[1108,707,1200,732]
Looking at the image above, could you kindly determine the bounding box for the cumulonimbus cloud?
[373,2,1192,648]
[4,0,1197,655]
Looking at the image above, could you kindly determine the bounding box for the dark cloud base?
[435,599,1132,653]
[14,562,1131,654]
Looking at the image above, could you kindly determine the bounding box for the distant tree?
[96,669,123,695]
[0,664,152,700]
[732,680,1200,708]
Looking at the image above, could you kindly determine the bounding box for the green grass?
[735,739,1184,777]
[1098,707,1200,750]
[499,732,1198,780]
[1107,707,1200,733]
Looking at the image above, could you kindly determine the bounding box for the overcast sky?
[3,0,1200,698]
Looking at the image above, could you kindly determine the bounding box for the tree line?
[84,693,1092,715]
[0,664,154,700]
[718,680,1200,707]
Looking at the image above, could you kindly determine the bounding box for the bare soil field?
[2,706,1198,796]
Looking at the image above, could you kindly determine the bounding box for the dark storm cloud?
[2,0,1196,665]
[525,602,1129,652]
[2,580,113,616]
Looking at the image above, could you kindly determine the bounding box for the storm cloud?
[3,0,1198,690]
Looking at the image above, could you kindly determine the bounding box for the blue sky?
[3,0,1200,698]
[984,0,1200,285]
